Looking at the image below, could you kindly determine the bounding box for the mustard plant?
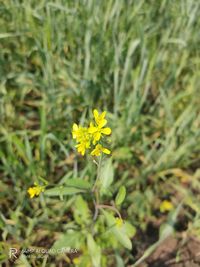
[27,109,136,266]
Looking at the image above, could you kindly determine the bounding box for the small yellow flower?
[72,109,111,156]
[93,109,107,127]
[72,123,80,140]
[72,257,80,265]
[160,200,173,213]
[91,144,111,157]
[72,124,90,144]
[27,183,45,198]
[88,109,111,144]
[76,142,88,156]
[115,217,123,228]
[72,124,91,155]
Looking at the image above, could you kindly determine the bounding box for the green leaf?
[73,195,91,224]
[51,232,83,254]
[115,186,126,205]
[159,223,174,240]
[100,158,114,190]
[11,135,28,164]
[112,147,132,161]
[103,211,132,250]
[87,234,101,267]
[115,253,125,267]
[123,221,136,238]
[64,178,91,190]
[44,186,85,196]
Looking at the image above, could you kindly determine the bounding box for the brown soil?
[139,235,200,267]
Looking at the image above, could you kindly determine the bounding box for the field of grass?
[0,0,200,266]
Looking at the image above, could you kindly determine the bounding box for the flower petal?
[96,144,102,149]
[94,132,101,141]
[73,123,78,131]
[100,111,106,119]
[88,123,97,134]
[76,143,86,155]
[102,147,111,154]
[93,109,99,121]
[98,119,107,128]
[72,123,79,138]
[101,127,111,135]
[91,148,100,156]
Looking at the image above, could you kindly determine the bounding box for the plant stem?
[97,204,122,220]
[92,155,102,221]
[92,154,102,192]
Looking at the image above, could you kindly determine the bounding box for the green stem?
[97,204,122,220]
[92,154,102,192]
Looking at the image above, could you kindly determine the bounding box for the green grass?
[0,0,200,266]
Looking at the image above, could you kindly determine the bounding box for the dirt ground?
[140,235,200,267]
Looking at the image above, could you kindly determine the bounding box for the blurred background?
[0,0,200,266]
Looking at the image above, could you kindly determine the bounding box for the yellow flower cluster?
[72,257,80,265]
[115,217,123,228]
[72,109,111,156]
[159,200,173,213]
[27,183,45,198]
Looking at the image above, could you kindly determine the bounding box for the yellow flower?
[27,183,45,198]
[72,257,80,265]
[91,144,111,156]
[160,200,173,213]
[93,109,107,127]
[88,109,111,144]
[72,109,111,156]
[72,124,90,143]
[115,217,123,228]
[72,124,91,155]
[76,142,88,156]
[72,123,81,140]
